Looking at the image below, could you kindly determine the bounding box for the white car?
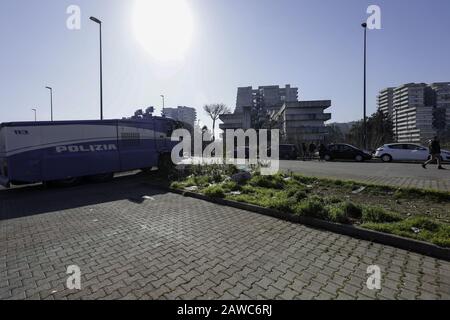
[374,143,450,162]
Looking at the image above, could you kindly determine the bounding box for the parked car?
[322,144,372,162]
[374,143,450,162]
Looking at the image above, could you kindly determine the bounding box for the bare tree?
[203,104,230,140]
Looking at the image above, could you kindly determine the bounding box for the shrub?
[268,197,297,213]
[328,205,350,224]
[362,206,402,223]
[241,185,257,194]
[295,197,330,220]
[342,201,363,219]
[170,182,183,189]
[326,196,343,204]
[221,181,241,192]
[203,185,225,198]
[286,188,308,202]
[184,175,211,188]
[406,216,441,232]
[249,174,285,189]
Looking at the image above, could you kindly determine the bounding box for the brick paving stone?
[0,177,449,300]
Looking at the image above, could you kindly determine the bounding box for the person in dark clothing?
[309,143,317,160]
[422,136,444,169]
[318,143,327,161]
[302,143,308,161]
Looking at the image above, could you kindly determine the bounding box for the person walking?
[422,136,444,170]
[319,143,327,161]
[309,142,317,160]
[302,143,308,161]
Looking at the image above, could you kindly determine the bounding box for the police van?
[0,117,181,188]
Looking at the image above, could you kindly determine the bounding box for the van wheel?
[158,153,175,174]
[381,154,392,163]
[324,154,332,161]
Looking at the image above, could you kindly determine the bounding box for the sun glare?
[132,0,194,62]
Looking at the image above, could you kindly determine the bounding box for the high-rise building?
[220,84,332,143]
[431,82,450,125]
[235,85,299,113]
[164,106,197,128]
[378,82,450,144]
[271,101,332,143]
[377,87,395,117]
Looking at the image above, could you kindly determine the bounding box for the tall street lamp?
[395,108,399,142]
[160,95,165,116]
[361,22,368,150]
[90,16,104,120]
[45,86,53,121]
[31,108,37,122]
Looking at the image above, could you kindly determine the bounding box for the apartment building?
[164,106,197,128]
[271,101,332,143]
[377,87,395,117]
[220,85,332,143]
[235,85,299,113]
[431,82,450,125]
[378,82,450,144]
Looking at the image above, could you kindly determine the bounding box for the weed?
[203,185,226,198]
[362,206,402,223]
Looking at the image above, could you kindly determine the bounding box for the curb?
[155,185,450,261]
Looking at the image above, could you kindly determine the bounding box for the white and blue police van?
[0,117,180,188]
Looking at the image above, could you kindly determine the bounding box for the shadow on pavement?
[0,172,167,221]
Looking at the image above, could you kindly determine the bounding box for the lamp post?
[395,108,399,142]
[31,108,37,122]
[90,16,103,120]
[45,86,53,121]
[161,95,165,116]
[361,22,368,150]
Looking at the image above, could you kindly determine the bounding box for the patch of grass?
[394,188,450,203]
[342,201,363,219]
[362,217,450,248]
[292,175,318,185]
[249,174,285,189]
[325,196,344,204]
[183,175,211,188]
[267,197,297,213]
[328,205,350,224]
[170,182,184,189]
[326,201,362,224]
[294,196,330,220]
[221,181,241,193]
[171,170,450,248]
[203,185,226,198]
[286,188,309,202]
[362,206,402,223]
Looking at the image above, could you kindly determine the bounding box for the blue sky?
[1,0,449,130]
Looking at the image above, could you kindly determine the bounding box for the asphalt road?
[279,160,450,191]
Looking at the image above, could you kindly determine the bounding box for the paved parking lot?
[1,175,449,300]
[280,160,450,192]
